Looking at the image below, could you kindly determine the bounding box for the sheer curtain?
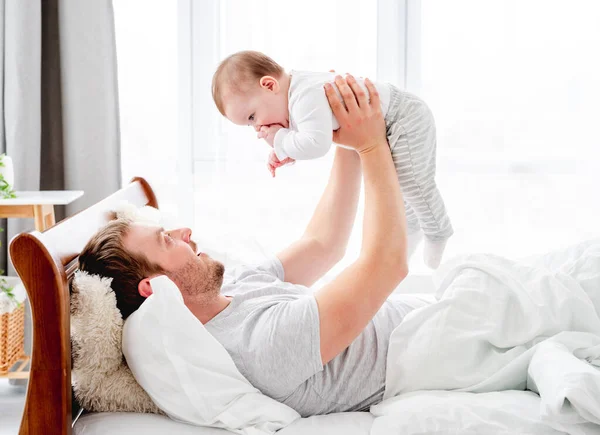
[113,1,179,217]
[414,0,600,266]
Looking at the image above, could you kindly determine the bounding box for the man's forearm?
[303,146,361,259]
[359,144,407,274]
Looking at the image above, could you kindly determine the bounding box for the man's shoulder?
[224,256,285,284]
[219,256,315,301]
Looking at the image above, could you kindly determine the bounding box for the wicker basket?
[0,302,26,375]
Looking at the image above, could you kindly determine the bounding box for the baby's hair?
[212,50,285,116]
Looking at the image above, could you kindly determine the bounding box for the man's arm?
[315,75,408,365]
[276,145,361,287]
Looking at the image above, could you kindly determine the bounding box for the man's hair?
[212,50,285,116]
[78,219,164,320]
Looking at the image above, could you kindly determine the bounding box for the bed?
[10,177,599,435]
[8,177,378,435]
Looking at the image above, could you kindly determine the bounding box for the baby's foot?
[407,230,423,260]
[423,238,448,269]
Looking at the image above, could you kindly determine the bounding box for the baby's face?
[223,84,289,131]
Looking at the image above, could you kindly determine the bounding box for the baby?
[211,50,453,269]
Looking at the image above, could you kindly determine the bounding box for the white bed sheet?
[73,411,375,435]
[73,390,578,435]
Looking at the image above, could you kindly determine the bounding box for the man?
[79,76,431,417]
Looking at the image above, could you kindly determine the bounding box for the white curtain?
[416,0,600,266]
[112,0,179,218]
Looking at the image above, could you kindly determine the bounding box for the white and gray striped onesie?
[273,71,453,268]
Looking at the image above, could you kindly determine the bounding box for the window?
[113,1,181,218]
[414,0,600,266]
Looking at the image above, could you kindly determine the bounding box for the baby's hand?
[267,151,295,178]
[257,124,283,148]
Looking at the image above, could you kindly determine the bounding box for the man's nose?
[173,228,192,243]
[182,228,192,243]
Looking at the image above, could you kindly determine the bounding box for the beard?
[168,256,225,303]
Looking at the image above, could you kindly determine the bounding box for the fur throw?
[70,270,163,414]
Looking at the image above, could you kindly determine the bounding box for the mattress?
[73,411,375,435]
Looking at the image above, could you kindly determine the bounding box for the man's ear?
[138,277,155,298]
[259,75,280,93]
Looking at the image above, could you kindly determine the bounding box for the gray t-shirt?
[204,256,432,417]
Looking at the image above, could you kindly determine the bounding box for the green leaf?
[0,282,17,305]
[0,173,16,198]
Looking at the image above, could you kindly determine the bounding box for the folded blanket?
[381,239,600,433]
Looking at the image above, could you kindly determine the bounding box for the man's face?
[123,224,225,300]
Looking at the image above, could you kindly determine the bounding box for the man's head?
[79,219,225,319]
[212,50,289,131]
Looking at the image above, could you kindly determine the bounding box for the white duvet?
[375,239,600,435]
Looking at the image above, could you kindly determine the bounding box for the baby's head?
[212,51,290,131]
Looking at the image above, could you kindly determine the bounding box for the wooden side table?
[0,191,84,231]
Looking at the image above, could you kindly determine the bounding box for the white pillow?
[122,275,300,434]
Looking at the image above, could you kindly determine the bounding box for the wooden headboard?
[9,177,158,435]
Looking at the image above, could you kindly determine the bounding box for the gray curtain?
[1,0,122,373]
[1,0,122,274]
[0,0,41,272]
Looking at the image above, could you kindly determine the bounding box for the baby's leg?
[404,201,423,260]
[388,93,453,269]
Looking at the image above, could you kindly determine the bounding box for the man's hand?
[324,75,386,154]
[267,150,295,177]
[257,124,283,148]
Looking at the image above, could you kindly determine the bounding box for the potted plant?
[0,154,16,199]
[0,278,19,315]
